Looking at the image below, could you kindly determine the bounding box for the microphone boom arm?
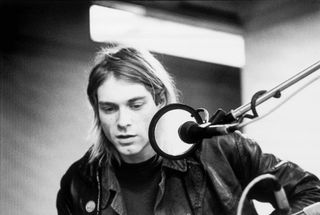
[230,61,320,121]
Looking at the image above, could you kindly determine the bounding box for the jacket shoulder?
[60,150,97,187]
[199,132,246,159]
[57,150,100,214]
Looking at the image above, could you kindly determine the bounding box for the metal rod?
[231,61,320,119]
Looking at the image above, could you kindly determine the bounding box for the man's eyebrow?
[98,96,147,106]
[128,96,147,103]
[98,101,115,106]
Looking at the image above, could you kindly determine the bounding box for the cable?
[237,75,320,130]
[236,174,278,215]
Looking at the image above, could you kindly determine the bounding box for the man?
[57,43,320,215]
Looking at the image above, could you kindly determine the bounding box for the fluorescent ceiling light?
[89,4,245,67]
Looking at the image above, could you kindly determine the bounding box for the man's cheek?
[101,124,112,138]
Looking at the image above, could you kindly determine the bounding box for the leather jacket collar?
[95,156,188,211]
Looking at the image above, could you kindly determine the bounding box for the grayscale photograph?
[1,1,320,214]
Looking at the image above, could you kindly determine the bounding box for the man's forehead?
[97,76,152,103]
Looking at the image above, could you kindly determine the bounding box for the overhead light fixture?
[89,4,245,67]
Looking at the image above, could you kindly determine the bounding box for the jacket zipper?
[96,170,101,215]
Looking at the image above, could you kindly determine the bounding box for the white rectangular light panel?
[90,4,245,68]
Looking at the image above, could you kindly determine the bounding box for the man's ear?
[157,91,166,108]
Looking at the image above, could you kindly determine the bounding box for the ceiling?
[102,0,320,33]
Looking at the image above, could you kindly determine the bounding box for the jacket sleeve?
[56,169,74,215]
[233,131,320,214]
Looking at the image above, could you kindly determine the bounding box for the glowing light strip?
[89,5,245,67]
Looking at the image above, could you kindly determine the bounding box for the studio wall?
[243,6,320,177]
[243,5,320,213]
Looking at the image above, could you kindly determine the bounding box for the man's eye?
[101,106,117,113]
[130,102,144,110]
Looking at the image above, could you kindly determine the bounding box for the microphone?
[178,121,237,143]
[291,202,320,215]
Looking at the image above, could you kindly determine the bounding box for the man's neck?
[120,145,156,163]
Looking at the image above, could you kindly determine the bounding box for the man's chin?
[118,145,141,156]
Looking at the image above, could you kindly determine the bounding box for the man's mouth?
[116,134,137,139]
[116,134,137,145]
[116,134,137,142]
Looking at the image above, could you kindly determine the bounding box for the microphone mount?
[148,61,320,160]
[208,60,320,126]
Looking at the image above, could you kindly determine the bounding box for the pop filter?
[148,103,203,159]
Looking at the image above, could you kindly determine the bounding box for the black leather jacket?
[57,132,320,215]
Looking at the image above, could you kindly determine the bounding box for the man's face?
[97,74,162,163]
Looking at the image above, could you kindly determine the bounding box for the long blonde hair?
[86,43,179,164]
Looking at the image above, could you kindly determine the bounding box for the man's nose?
[117,107,132,128]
